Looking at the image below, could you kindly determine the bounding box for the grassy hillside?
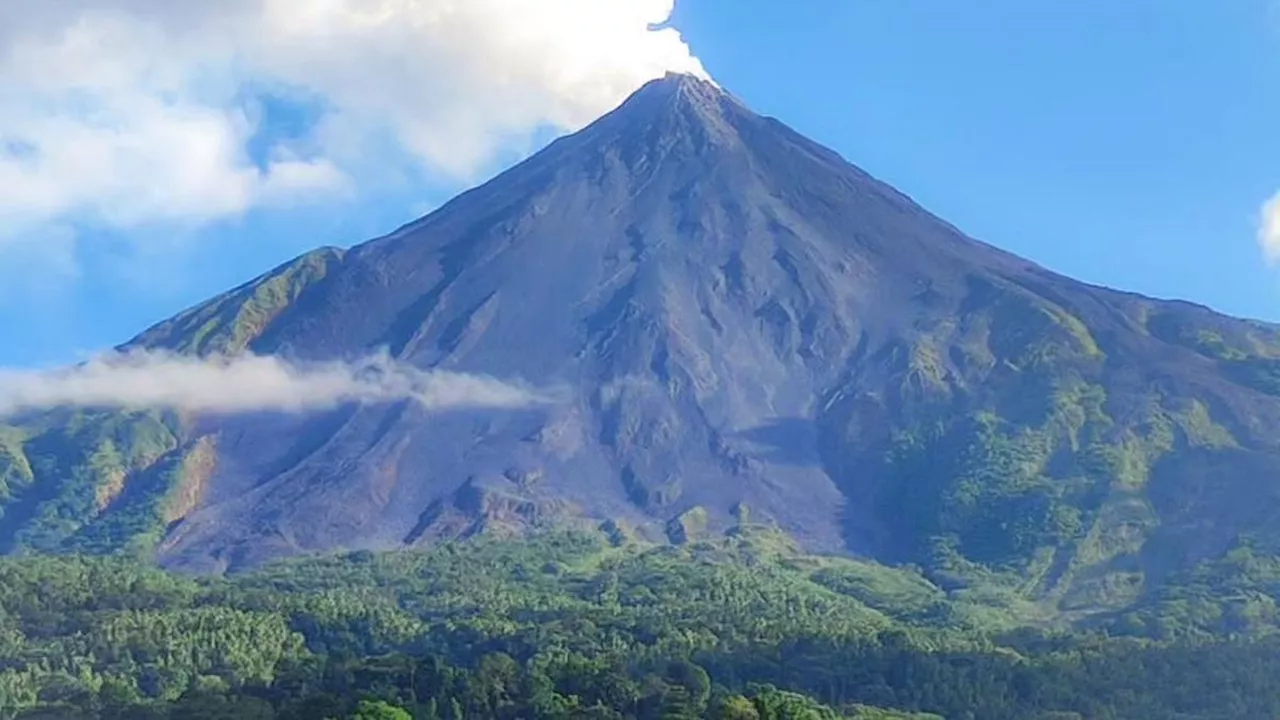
[0,249,343,560]
[125,247,344,356]
[822,277,1280,629]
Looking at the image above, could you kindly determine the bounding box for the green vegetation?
[876,381,1118,572]
[0,411,181,558]
[129,247,343,356]
[1222,356,1280,396]
[0,531,1278,718]
[1108,539,1280,639]
[868,306,1253,618]
[0,429,34,523]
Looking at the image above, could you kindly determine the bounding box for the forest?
[1,529,1278,719]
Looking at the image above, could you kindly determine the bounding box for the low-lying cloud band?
[0,350,555,416]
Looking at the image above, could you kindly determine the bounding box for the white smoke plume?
[0,350,555,416]
[0,0,708,237]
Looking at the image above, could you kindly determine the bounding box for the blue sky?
[3,1,1279,367]
[675,0,1280,319]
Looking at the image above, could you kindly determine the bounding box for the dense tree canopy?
[0,531,1276,719]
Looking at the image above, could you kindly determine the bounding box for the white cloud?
[0,0,707,248]
[0,350,556,416]
[1261,192,1280,266]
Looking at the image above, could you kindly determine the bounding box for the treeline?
[0,531,1278,718]
[43,638,1279,719]
[18,651,931,719]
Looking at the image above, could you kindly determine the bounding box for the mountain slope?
[6,74,1280,626]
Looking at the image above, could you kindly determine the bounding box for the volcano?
[7,73,1280,616]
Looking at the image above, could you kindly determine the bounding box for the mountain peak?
[30,53,1280,630]
[642,70,723,98]
[597,71,746,153]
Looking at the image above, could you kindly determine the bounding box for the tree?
[665,660,712,712]
[167,692,275,720]
[659,686,701,720]
[714,695,762,720]
[350,700,413,720]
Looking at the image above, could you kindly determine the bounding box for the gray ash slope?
[114,74,1280,599]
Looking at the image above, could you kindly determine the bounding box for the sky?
[2,0,1280,368]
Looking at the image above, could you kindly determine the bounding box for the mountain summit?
[6,74,1280,619]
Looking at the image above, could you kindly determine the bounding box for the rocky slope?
[5,74,1280,624]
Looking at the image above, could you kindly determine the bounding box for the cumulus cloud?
[1261,192,1280,267]
[0,0,706,245]
[0,350,556,416]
